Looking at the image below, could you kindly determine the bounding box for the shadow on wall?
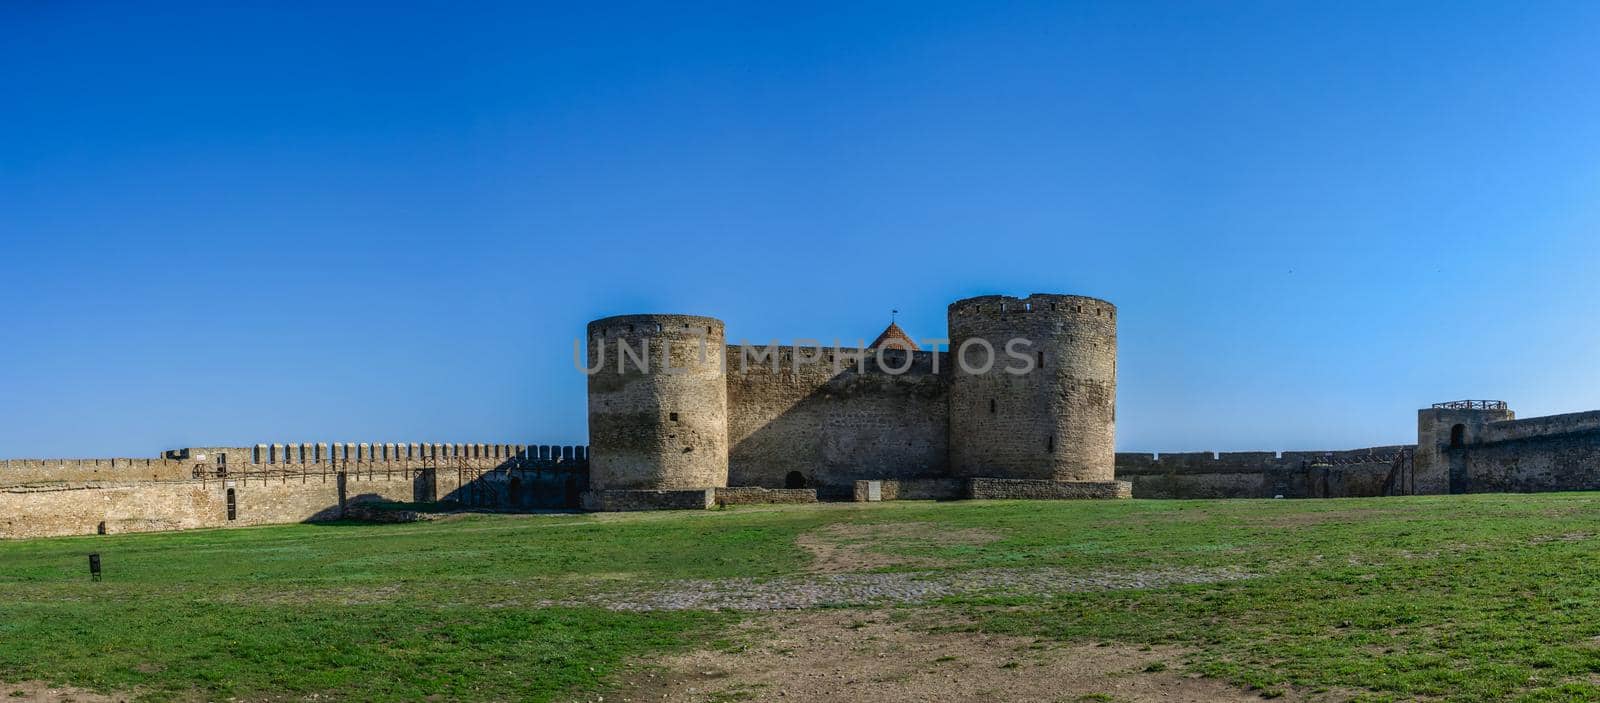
[295,464,590,526]
[434,465,588,510]
[726,350,950,498]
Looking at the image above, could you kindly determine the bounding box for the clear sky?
[3,1,1598,458]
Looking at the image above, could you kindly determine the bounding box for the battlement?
[1,443,587,489]
[241,442,586,466]
[588,314,724,339]
[947,293,1116,321]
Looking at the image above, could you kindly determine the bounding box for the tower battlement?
[947,293,1116,321]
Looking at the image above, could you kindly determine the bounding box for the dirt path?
[0,680,128,702]
[598,610,1339,703]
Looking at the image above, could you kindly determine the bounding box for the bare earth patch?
[546,566,1252,611]
[0,680,129,703]
[796,522,1004,573]
[598,610,1340,703]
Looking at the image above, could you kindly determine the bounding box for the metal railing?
[1432,400,1508,411]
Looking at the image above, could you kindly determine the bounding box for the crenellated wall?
[0,442,589,539]
[160,442,587,469]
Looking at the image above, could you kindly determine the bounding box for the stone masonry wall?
[725,344,948,496]
[0,458,193,486]
[1481,410,1600,443]
[1113,446,1410,499]
[581,489,715,511]
[713,487,818,506]
[0,443,588,539]
[967,478,1132,500]
[0,472,437,540]
[1459,429,1600,493]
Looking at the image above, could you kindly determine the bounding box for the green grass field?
[4,494,1600,701]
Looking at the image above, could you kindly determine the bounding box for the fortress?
[582,293,1126,510]
[4,292,1600,539]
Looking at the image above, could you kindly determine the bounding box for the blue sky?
[3,1,1598,458]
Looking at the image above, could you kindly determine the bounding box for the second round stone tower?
[586,314,729,491]
[948,293,1117,482]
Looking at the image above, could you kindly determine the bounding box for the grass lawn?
[3,493,1600,701]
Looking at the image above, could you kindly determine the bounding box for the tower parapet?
[1414,400,1514,494]
[947,293,1118,482]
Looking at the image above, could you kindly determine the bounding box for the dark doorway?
[1450,424,1466,448]
[564,477,580,508]
[785,471,807,489]
[413,468,437,503]
[97,521,107,535]
[226,488,237,521]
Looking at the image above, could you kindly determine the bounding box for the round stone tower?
[586,314,729,491]
[947,293,1117,482]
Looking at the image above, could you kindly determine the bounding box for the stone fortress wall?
[725,345,949,498]
[1113,446,1412,499]
[1416,403,1600,495]
[1,442,589,539]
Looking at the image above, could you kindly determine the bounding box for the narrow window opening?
[226,488,237,521]
[1047,436,1054,453]
[1037,351,1044,369]
[989,399,997,413]
[669,412,679,422]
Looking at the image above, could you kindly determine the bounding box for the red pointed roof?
[869,322,919,351]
